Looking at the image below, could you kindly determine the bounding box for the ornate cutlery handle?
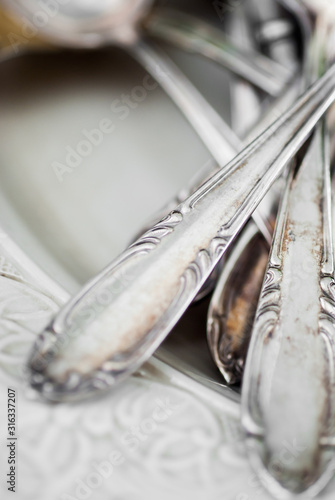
[241,17,335,497]
[242,119,335,497]
[28,64,335,401]
[207,219,270,384]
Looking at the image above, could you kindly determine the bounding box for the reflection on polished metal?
[206,7,275,384]
[242,2,335,496]
[26,59,335,402]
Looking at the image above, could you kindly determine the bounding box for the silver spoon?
[209,115,335,388]
[207,7,273,385]
[207,0,303,384]
[25,54,335,402]
[207,218,272,385]
[227,5,264,138]
[0,2,296,316]
[242,3,335,496]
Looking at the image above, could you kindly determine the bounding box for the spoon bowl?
[241,0,335,496]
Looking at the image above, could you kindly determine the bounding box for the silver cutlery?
[242,2,335,496]
[207,218,272,385]
[144,8,293,97]
[2,0,292,171]
[207,0,303,384]
[25,59,335,402]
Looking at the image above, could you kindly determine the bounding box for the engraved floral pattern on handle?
[0,229,249,500]
[24,63,335,402]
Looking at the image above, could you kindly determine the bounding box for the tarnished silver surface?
[248,0,303,71]
[130,158,226,303]
[24,61,335,401]
[207,1,300,385]
[145,8,293,97]
[242,6,335,496]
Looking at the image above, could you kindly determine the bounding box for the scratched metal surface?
[0,9,251,500]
